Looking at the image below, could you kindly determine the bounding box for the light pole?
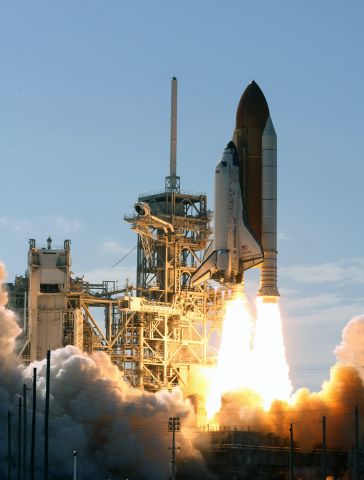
[289,423,294,480]
[168,417,181,480]
[73,450,77,480]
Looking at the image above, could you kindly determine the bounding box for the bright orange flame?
[206,293,292,419]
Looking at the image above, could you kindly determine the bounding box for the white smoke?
[0,264,22,369]
[0,264,23,394]
[0,263,214,480]
[334,314,364,372]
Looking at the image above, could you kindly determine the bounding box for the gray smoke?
[0,263,213,480]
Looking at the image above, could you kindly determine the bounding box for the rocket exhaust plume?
[250,298,292,409]
[210,310,364,453]
[205,293,292,420]
[0,263,214,479]
[205,294,254,419]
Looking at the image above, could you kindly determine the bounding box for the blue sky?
[1,0,364,390]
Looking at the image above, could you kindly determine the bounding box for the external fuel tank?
[233,80,270,243]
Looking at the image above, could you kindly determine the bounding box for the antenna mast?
[166,76,180,192]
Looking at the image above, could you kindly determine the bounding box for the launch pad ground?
[196,429,349,480]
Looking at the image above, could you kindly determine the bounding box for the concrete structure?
[9,238,72,362]
[10,238,126,362]
[28,237,70,360]
[13,244,128,360]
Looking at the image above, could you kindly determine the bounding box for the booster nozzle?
[230,283,247,302]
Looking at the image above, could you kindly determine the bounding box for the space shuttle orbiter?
[190,81,279,300]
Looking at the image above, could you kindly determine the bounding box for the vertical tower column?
[138,314,144,389]
[170,77,177,179]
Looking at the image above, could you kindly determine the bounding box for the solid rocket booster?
[190,80,279,298]
[259,118,279,297]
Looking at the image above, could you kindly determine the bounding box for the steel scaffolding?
[119,190,224,390]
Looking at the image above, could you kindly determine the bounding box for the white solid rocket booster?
[259,117,279,298]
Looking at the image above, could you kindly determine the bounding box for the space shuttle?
[190,81,279,299]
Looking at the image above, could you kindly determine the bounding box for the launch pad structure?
[123,185,225,390]
[9,77,225,394]
[6,78,359,479]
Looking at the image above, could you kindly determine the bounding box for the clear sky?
[1,0,364,391]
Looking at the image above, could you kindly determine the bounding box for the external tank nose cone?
[235,80,270,130]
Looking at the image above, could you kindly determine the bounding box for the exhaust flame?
[251,297,292,409]
[206,293,292,419]
[206,296,253,418]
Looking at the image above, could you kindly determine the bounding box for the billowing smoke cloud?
[214,315,364,451]
[3,255,364,477]
[0,263,214,479]
[334,315,364,370]
[0,263,23,395]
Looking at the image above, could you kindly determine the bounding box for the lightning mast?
[166,76,180,192]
